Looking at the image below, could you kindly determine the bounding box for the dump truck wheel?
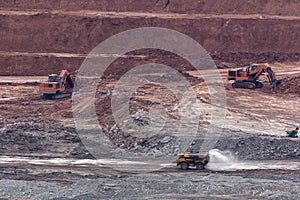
[196,162,204,170]
[180,162,189,170]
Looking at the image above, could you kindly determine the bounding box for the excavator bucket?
[271,79,282,88]
[276,79,282,85]
[266,67,281,89]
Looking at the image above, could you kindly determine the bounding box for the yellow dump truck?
[176,152,209,170]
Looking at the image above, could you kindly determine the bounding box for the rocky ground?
[0,63,299,199]
[1,171,300,200]
[0,0,300,199]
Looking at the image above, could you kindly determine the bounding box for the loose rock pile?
[275,76,300,95]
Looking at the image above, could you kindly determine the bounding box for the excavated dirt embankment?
[1,0,300,16]
[0,12,299,75]
[275,76,300,95]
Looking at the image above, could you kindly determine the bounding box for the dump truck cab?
[176,152,209,170]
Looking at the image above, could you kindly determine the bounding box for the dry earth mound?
[275,76,300,95]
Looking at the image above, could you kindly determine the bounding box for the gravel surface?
[0,172,300,200]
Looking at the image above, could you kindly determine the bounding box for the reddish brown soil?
[275,75,300,95]
[0,1,299,75]
[0,2,300,198]
[0,0,300,16]
[0,0,298,157]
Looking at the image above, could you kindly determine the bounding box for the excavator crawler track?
[232,81,256,89]
[42,93,71,100]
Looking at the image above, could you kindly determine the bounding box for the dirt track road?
[1,10,300,20]
[0,159,299,200]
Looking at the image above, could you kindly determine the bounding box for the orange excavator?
[39,70,74,99]
[227,63,281,89]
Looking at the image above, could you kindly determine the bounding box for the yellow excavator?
[39,70,74,99]
[227,63,281,89]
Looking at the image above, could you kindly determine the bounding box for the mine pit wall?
[0,0,300,16]
[0,0,300,76]
[0,12,299,75]
[0,55,82,76]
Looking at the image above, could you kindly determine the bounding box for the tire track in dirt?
[1,10,300,20]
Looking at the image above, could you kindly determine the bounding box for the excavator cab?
[228,68,243,79]
[250,64,259,70]
[39,76,61,95]
[48,74,59,82]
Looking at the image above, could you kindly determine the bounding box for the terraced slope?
[0,0,299,75]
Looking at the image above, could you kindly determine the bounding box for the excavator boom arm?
[59,70,74,89]
[265,67,278,88]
